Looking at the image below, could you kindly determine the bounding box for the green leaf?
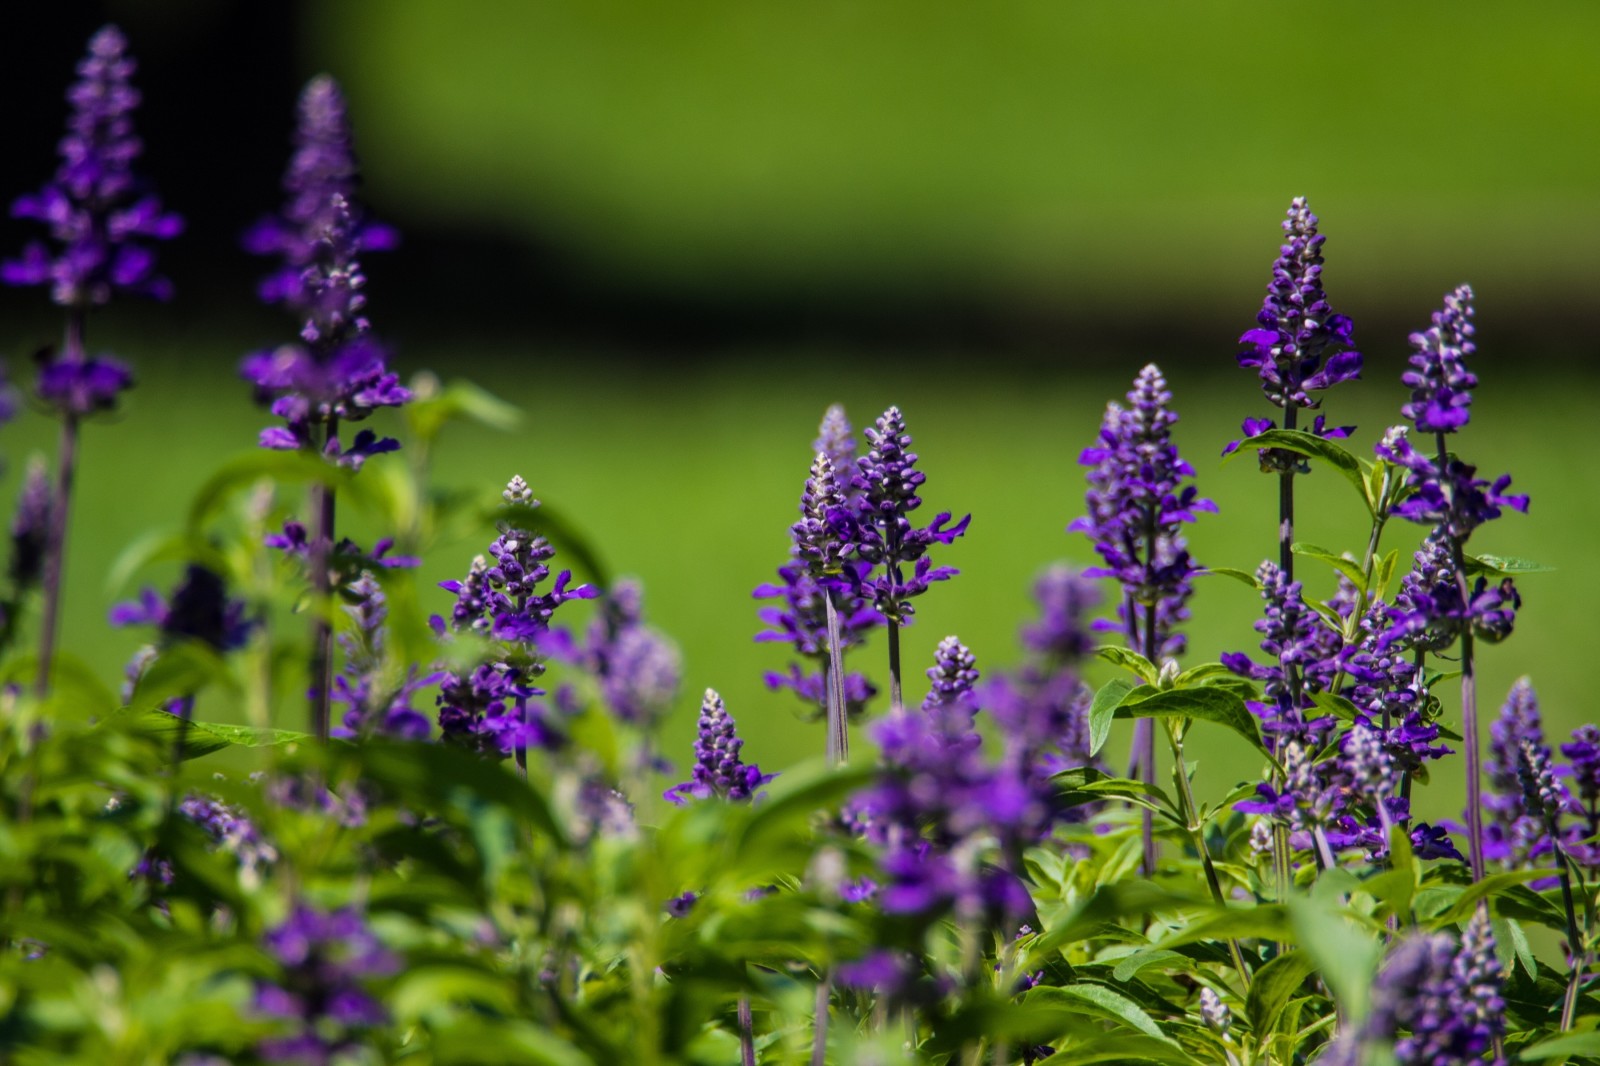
[1023,984,1177,1046]
[1088,677,1137,755]
[187,449,366,533]
[102,707,309,760]
[404,377,524,446]
[1288,894,1382,1020]
[1154,904,1291,947]
[1110,948,1192,983]
[1115,685,1271,759]
[1245,951,1316,1042]
[1195,566,1263,590]
[106,530,231,596]
[1306,691,1362,722]
[1429,869,1549,925]
[1291,543,1367,591]
[1464,553,1555,577]
[1026,883,1206,965]
[127,641,239,713]
[1518,1032,1600,1060]
[1226,428,1370,512]
[733,759,877,868]
[1095,645,1158,683]
[1374,548,1400,601]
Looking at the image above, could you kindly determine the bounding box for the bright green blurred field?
[2,337,1593,824]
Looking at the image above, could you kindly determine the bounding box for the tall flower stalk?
[843,407,968,717]
[1377,285,1527,881]
[1231,197,1360,893]
[1072,364,1214,876]
[2,26,181,697]
[243,77,409,739]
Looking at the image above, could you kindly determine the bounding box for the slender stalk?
[307,472,338,743]
[1545,830,1587,1030]
[34,309,88,699]
[738,994,757,1066]
[1267,402,1301,907]
[822,591,849,763]
[886,618,904,718]
[810,978,830,1066]
[1134,597,1158,876]
[1165,720,1251,985]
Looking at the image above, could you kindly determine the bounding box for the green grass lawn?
[4,339,1594,824]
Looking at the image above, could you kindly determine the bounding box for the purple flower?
[1222,561,1340,751]
[110,565,253,651]
[841,406,969,625]
[1070,365,1214,659]
[662,689,775,804]
[1377,430,1529,544]
[545,577,681,729]
[244,76,398,314]
[36,353,134,417]
[1236,197,1361,412]
[1484,677,1550,866]
[241,76,407,465]
[3,26,182,308]
[1561,724,1600,866]
[1327,912,1503,1066]
[256,903,398,1063]
[178,792,277,883]
[330,573,436,741]
[1402,285,1477,434]
[435,479,595,759]
[9,458,54,591]
[814,403,857,488]
[665,891,699,918]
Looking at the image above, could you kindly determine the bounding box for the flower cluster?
[1324,912,1503,1066]
[331,574,434,740]
[662,689,774,804]
[256,904,398,1063]
[1222,561,1340,750]
[1071,364,1213,659]
[241,76,409,465]
[435,476,595,758]
[1401,284,1477,434]
[178,792,278,885]
[755,411,881,717]
[110,564,254,717]
[3,26,182,309]
[1236,196,1362,413]
[546,577,681,730]
[838,406,969,626]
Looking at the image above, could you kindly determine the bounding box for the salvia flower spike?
[663,689,774,804]
[845,405,969,716]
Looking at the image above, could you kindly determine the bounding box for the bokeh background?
[1,1,1596,821]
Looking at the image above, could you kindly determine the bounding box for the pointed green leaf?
[1196,566,1263,589]
[1088,676,1137,755]
[1226,429,1370,512]
[1288,894,1382,1020]
[1463,553,1555,577]
[1110,948,1192,983]
[1518,1032,1600,1060]
[1245,951,1316,1041]
[1291,543,1368,591]
[1095,645,1158,683]
[1116,685,1270,759]
[1374,548,1400,601]
[1024,984,1177,1046]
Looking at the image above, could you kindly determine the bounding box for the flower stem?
[1165,719,1251,985]
[738,993,756,1066]
[307,471,338,743]
[822,590,849,763]
[810,978,830,1066]
[33,309,88,700]
[887,617,904,718]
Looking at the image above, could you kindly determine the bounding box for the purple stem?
[33,309,87,699]
[822,591,849,763]
[1434,431,1484,883]
[738,994,756,1066]
[307,463,337,742]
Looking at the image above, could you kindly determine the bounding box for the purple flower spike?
[256,903,398,1063]
[435,476,596,759]
[663,689,775,804]
[4,26,182,308]
[1222,561,1340,751]
[331,573,435,741]
[1237,197,1361,412]
[1402,284,1477,434]
[244,75,397,315]
[544,576,681,730]
[9,458,55,591]
[1071,364,1214,659]
[1484,677,1550,866]
[844,406,970,626]
[814,403,856,485]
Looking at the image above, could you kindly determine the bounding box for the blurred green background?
[1,1,1596,823]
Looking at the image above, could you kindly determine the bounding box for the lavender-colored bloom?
[1199,987,1230,1035]
[664,891,699,918]
[435,476,596,758]
[1339,722,1398,816]
[546,577,681,729]
[264,774,368,829]
[9,458,54,591]
[1517,739,1567,823]
[3,26,182,307]
[37,354,135,417]
[1328,915,1502,1066]
[1338,594,1451,772]
[1070,365,1214,659]
[1402,285,1477,434]
[1561,724,1600,866]
[178,792,278,884]
[110,565,253,652]
[256,903,398,1063]
[244,76,398,314]
[842,406,969,626]
[1222,561,1340,751]
[814,403,856,487]
[1236,197,1361,412]
[1484,677,1549,865]
[1376,429,1528,544]
[331,573,434,740]
[240,77,407,464]
[662,689,775,804]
